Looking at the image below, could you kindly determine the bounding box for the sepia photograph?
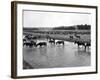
[11,1,97,78]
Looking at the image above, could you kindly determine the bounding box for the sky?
[23,10,91,28]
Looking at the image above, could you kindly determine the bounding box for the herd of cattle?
[23,34,91,50]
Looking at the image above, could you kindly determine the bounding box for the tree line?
[53,24,91,30]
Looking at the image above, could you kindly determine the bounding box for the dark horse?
[69,36,73,39]
[23,38,26,42]
[23,41,36,47]
[74,41,91,51]
[36,42,47,47]
[49,40,55,44]
[49,39,55,44]
[56,41,64,45]
[85,42,91,50]
[74,41,85,47]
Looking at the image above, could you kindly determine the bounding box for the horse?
[74,41,91,51]
[84,42,91,50]
[69,36,73,39]
[31,36,37,40]
[23,38,26,42]
[23,42,32,47]
[49,40,55,44]
[36,42,47,47]
[46,35,50,41]
[85,42,91,47]
[56,41,64,45]
[23,41,36,47]
[30,41,37,47]
[24,34,34,41]
[74,34,80,39]
[49,38,55,43]
[74,41,85,47]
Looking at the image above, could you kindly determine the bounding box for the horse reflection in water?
[23,38,91,69]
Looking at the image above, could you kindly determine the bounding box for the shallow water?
[23,39,91,69]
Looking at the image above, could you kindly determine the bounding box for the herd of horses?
[23,34,65,47]
[23,34,91,51]
[23,36,64,47]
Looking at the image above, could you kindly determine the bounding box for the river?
[23,39,91,69]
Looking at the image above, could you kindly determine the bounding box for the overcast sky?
[23,10,91,28]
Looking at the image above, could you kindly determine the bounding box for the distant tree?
[53,26,75,30]
[77,24,91,30]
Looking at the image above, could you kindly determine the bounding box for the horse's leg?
[77,44,80,49]
[87,46,89,50]
[40,44,43,47]
[63,42,64,45]
[56,42,58,45]
[84,46,86,51]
